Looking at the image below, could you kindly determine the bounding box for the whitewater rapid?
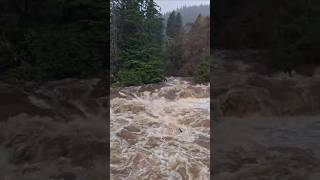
[110,77,210,180]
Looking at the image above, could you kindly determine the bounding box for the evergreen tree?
[0,0,107,84]
[267,0,320,72]
[163,5,210,25]
[112,0,165,86]
[166,11,176,38]
[174,13,183,36]
[212,0,320,74]
[110,0,120,83]
[165,11,184,76]
[117,0,145,51]
[145,0,164,44]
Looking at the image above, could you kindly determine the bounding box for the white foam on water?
[111,77,210,180]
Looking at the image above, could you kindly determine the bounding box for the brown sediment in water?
[0,78,108,179]
[111,77,210,180]
[211,51,320,179]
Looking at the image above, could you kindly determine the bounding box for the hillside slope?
[163,5,210,24]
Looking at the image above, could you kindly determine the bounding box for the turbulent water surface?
[213,116,320,180]
[110,77,210,180]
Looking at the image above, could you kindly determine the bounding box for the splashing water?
[111,77,210,180]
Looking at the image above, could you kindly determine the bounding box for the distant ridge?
[163,4,210,24]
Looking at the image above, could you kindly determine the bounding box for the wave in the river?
[111,77,210,180]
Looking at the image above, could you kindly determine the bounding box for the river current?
[110,77,210,180]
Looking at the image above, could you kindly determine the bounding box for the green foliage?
[213,0,320,71]
[271,0,310,69]
[165,38,184,75]
[118,60,164,86]
[165,11,184,76]
[145,0,164,44]
[194,56,210,83]
[175,13,183,34]
[166,11,176,38]
[22,25,104,80]
[111,0,165,86]
[0,0,107,85]
[166,11,183,39]
[163,5,210,25]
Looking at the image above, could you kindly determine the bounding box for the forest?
[0,0,209,87]
[0,0,107,86]
[212,0,320,73]
[110,0,210,86]
[163,4,210,25]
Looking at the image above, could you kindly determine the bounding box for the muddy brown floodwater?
[213,116,320,180]
[110,77,210,180]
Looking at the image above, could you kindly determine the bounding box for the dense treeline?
[165,12,210,82]
[165,11,184,76]
[111,1,210,86]
[110,0,165,86]
[0,0,209,87]
[212,0,320,72]
[181,15,210,77]
[0,0,107,84]
[163,5,210,25]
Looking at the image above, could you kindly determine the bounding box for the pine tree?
[174,13,183,36]
[117,0,145,51]
[166,11,176,38]
[0,0,107,83]
[145,0,164,44]
[165,11,184,76]
[112,0,165,86]
[110,0,120,83]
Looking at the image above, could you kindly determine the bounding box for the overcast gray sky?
[155,0,210,14]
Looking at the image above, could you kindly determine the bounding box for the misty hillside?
[163,5,210,24]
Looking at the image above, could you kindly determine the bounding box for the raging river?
[110,77,210,180]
